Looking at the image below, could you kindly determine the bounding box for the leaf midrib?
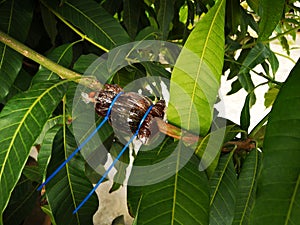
[65,2,116,46]
[171,145,181,225]
[210,150,234,205]
[284,174,300,225]
[0,80,68,181]
[239,150,259,224]
[187,0,223,130]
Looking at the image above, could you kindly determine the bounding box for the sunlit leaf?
[167,0,225,135]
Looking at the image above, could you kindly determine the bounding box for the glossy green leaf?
[0,80,68,223]
[32,43,74,84]
[41,205,57,225]
[227,79,242,95]
[210,151,237,225]
[238,43,270,106]
[45,127,98,225]
[123,0,141,39]
[258,0,285,41]
[240,43,269,75]
[52,0,130,50]
[195,125,231,178]
[128,139,210,224]
[38,125,62,179]
[157,0,175,40]
[240,94,251,132]
[250,60,300,224]
[167,0,225,135]
[35,116,64,145]
[233,150,261,225]
[0,0,34,100]
[267,47,279,75]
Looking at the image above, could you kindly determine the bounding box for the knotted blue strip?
[37,91,124,191]
[73,104,154,214]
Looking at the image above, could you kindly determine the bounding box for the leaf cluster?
[0,0,300,224]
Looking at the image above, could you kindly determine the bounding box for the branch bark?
[0,30,101,90]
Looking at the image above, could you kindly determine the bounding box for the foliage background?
[0,0,300,224]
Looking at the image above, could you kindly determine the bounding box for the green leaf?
[226,0,242,35]
[167,0,225,135]
[41,205,57,225]
[128,139,210,224]
[227,79,242,95]
[142,62,171,79]
[157,0,175,40]
[23,165,41,182]
[45,127,98,225]
[3,176,38,225]
[250,60,300,224]
[264,86,280,108]
[233,150,261,225]
[240,94,251,132]
[32,43,74,84]
[4,68,32,102]
[0,0,34,100]
[135,26,159,41]
[246,0,259,13]
[267,47,279,75]
[258,0,285,41]
[52,0,130,50]
[123,0,141,39]
[40,3,58,46]
[195,126,231,178]
[240,43,270,75]
[73,54,98,73]
[0,80,68,223]
[109,141,129,193]
[38,125,62,179]
[35,116,64,145]
[210,151,237,225]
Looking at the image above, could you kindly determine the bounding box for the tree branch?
[0,30,255,155]
[0,30,101,90]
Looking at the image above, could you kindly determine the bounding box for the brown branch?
[155,118,256,153]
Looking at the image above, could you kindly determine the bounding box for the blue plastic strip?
[37,92,124,191]
[73,104,154,214]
